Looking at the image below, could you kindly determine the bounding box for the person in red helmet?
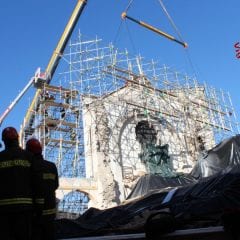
[0,127,44,240]
[26,138,59,240]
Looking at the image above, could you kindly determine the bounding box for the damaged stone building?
[20,35,239,213]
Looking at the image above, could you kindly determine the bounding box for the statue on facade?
[136,120,175,177]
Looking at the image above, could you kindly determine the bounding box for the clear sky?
[0,0,239,134]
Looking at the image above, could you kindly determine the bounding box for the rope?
[113,18,137,55]
[124,0,135,13]
[113,0,135,47]
[113,20,124,45]
[158,0,185,43]
[184,48,199,80]
[124,21,137,54]
[158,0,199,79]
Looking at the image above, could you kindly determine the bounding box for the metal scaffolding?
[20,32,240,217]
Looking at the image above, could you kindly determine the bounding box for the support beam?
[121,12,188,48]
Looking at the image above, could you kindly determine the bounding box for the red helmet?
[26,138,42,154]
[2,127,18,142]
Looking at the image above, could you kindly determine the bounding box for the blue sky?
[0,0,239,133]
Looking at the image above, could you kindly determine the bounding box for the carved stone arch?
[111,111,160,179]
[57,189,90,217]
[112,110,185,182]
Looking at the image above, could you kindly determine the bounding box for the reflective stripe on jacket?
[0,145,44,212]
[43,208,56,216]
[0,197,33,206]
[34,155,59,219]
[0,159,31,168]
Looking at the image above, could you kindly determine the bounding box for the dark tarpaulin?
[56,135,240,239]
[56,189,171,238]
[128,134,240,200]
[56,168,240,238]
[191,135,240,179]
[170,166,240,217]
[126,174,196,200]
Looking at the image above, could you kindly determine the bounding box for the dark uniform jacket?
[35,154,59,220]
[0,142,44,213]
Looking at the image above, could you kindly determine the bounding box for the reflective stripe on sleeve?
[43,173,56,180]
[35,198,44,205]
[0,198,33,206]
[43,208,56,216]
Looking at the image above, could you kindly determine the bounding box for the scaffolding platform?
[44,84,78,97]
[44,138,76,145]
[37,124,71,133]
[40,100,70,109]
[44,118,76,128]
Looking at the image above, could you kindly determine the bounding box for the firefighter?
[0,127,44,240]
[26,138,59,240]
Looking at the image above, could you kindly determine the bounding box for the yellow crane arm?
[23,0,87,133]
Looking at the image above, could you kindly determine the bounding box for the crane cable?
[123,0,138,54]
[157,0,185,44]
[121,0,186,47]
[158,0,198,78]
[113,0,137,53]
[124,0,135,13]
[113,0,135,44]
[121,0,187,48]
